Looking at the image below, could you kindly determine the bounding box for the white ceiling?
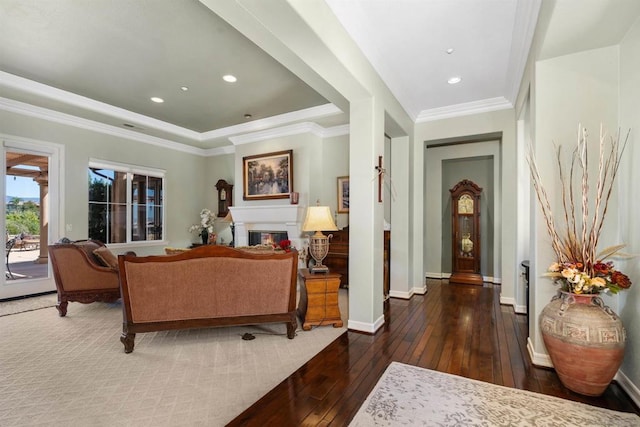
[326,0,539,122]
[1,0,639,152]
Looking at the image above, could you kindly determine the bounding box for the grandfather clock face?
[458,194,474,214]
[450,180,482,283]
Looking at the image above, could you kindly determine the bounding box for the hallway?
[229,279,639,425]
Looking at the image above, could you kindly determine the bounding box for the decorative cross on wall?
[375,156,385,203]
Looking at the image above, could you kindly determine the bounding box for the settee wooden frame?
[118,245,299,353]
[48,239,121,316]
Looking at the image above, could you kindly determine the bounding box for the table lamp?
[302,205,338,273]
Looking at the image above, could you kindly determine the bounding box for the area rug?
[0,292,56,316]
[349,362,640,426]
[0,294,347,426]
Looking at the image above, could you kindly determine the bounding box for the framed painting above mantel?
[243,150,293,200]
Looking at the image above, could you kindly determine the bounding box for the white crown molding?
[229,122,349,145]
[200,103,343,142]
[0,71,345,148]
[0,71,202,140]
[320,124,350,138]
[415,97,513,123]
[505,0,542,104]
[0,96,347,158]
[229,122,323,145]
[203,145,236,157]
[0,97,205,156]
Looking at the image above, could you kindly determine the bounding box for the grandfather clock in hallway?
[449,179,483,285]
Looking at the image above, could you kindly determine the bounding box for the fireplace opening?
[248,230,289,246]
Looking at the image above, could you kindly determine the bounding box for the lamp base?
[309,264,329,274]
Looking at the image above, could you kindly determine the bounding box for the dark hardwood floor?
[228,279,640,426]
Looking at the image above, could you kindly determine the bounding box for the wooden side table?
[297,268,343,330]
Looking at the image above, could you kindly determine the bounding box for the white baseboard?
[413,284,427,295]
[615,370,640,408]
[500,295,515,307]
[389,282,427,300]
[426,272,501,284]
[426,271,446,279]
[527,337,553,368]
[499,296,527,314]
[514,304,527,314]
[389,289,413,299]
[348,315,385,334]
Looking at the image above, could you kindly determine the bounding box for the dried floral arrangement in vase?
[528,124,632,294]
[527,124,633,396]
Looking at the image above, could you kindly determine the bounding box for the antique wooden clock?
[215,179,233,217]
[449,179,483,285]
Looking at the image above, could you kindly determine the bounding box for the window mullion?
[126,172,132,243]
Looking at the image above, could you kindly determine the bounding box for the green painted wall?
[0,109,207,255]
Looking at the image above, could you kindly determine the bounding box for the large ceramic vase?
[540,291,626,396]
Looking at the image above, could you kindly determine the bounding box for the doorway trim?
[2,133,65,299]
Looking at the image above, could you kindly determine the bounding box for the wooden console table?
[297,269,343,330]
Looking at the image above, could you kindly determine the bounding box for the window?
[88,161,164,244]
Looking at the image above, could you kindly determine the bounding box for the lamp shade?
[302,206,338,232]
[223,211,233,222]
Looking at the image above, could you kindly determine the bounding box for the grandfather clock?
[449,179,483,285]
[215,179,233,217]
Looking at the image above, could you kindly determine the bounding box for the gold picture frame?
[242,150,293,200]
[337,176,349,213]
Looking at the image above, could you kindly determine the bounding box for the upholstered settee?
[118,245,299,353]
[48,239,123,316]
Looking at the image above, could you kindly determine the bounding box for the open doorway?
[5,152,49,282]
[2,139,61,300]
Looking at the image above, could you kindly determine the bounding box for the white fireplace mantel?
[229,205,307,249]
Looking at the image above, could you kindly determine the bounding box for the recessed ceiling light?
[447,76,462,85]
[180,86,189,91]
[223,74,237,83]
[446,48,454,54]
[150,97,164,103]
[244,113,252,119]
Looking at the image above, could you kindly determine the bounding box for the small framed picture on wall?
[337,176,349,213]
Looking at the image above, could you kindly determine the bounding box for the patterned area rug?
[0,294,346,426]
[0,292,57,316]
[349,362,640,426]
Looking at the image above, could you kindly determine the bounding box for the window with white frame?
[88,160,164,244]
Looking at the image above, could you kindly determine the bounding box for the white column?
[34,175,48,264]
[388,136,414,298]
[347,97,385,333]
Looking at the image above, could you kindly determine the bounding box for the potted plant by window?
[528,125,632,396]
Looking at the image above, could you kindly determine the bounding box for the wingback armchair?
[48,239,121,316]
